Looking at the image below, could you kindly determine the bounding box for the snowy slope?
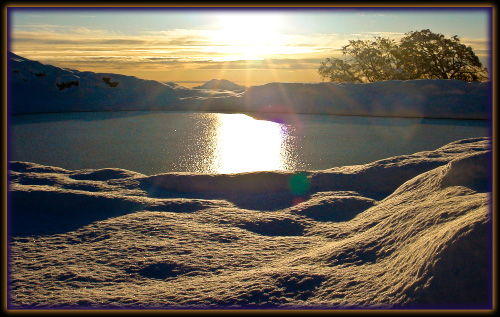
[8,137,492,309]
[8,52,241,114]
[9,53,490,119]
[243,80,490,119]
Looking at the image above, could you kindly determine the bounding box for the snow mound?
[441,151,490,192]
[288,191,377,222]
[69,167,145,181]
[8,138,492,309]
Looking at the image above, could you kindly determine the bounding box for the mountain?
[8,52,490,119]
[8,52,241,114]
[193,79,247,91]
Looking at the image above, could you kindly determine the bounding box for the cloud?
[363,31,406,38]
[14,23,70,29]
[194,58,326,70]
[460,38,491,51]
[9,24,490,76]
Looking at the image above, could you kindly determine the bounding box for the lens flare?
[288,172,310,195]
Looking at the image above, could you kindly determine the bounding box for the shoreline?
[9,109,491,122]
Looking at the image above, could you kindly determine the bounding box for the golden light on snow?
[213,114,291,174]
[8,138,491,308]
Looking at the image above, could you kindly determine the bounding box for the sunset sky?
[8,6,492,87]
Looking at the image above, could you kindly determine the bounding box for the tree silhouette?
[319,29,488,83]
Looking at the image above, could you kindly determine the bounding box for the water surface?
[9,111,489,175]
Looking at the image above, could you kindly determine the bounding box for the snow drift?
[8,137,492,309]
[9,52,490,119]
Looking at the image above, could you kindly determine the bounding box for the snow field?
[8,137,491,308]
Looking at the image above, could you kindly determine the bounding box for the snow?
[8,137,492,309]
[8,52,240,114]
[242,80,490,119]
[193,79,247,92]
[9,52,490,119]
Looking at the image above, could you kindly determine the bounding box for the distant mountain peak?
[194,79,247,91]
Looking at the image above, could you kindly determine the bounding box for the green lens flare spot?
[288,172,310,195]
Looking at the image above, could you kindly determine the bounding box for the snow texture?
[9,52,489,119]
[8,137,492,309]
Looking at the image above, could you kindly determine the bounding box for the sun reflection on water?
[212,114,295,174]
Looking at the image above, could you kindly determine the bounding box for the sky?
[8,6,492,87]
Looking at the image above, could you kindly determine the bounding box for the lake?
[9,111,489,175]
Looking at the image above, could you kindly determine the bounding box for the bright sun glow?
[211,12,287,59]
[213,114,292,174]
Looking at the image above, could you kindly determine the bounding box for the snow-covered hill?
[243,80,490,119]
[8,52,490,119]
[8,52,241,114]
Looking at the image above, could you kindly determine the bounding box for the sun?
[211,12,285,59]
[216,12,282,45]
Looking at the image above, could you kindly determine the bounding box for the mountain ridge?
[8,52,490,120]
